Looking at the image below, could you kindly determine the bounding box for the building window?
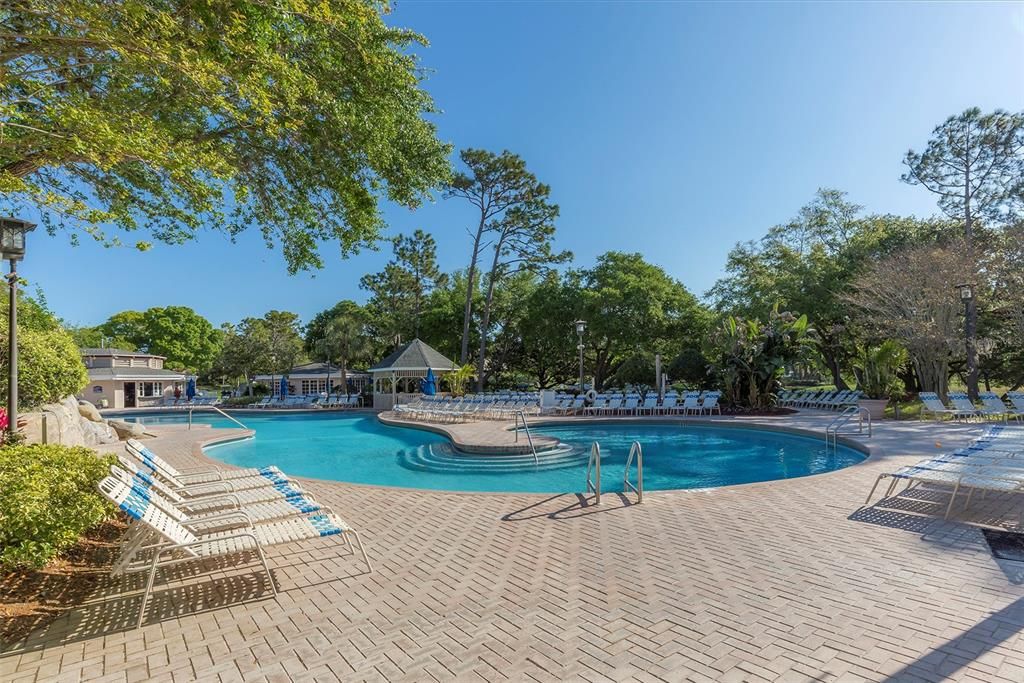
[138,382,163,397]
[301,379,327,394]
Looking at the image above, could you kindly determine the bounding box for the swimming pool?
[119,411,866,493]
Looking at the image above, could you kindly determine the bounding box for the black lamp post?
[955,283,979,400]
[0,217,37,439]
[574,320,587,393]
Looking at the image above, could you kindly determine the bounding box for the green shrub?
[0,444,116,569]
[0,326,89,410]
[221,395,262,406]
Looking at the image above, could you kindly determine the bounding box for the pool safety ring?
[584,389,598,404]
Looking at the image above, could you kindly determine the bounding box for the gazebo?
[369,339,457,410]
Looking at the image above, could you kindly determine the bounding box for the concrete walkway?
[3,415,1024,682]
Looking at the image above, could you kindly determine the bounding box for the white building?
[253,361,371,396]
[78,348,186,409]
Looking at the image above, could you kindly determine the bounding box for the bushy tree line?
[710,108,1024,402]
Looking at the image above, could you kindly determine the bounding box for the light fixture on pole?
[573,319,587,393]
[0,217,37,440]
[955,283,978,399]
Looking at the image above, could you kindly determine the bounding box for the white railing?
[623,441,643,503]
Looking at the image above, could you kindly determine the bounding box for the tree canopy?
[0,0,451,271]
[87,306,221,373]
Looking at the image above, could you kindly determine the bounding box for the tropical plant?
[712,306,812,409]
[443,363,475,396]
[0,444,115,568]
[853,340,908,401]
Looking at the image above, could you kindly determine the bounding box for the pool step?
[397,443,589,474]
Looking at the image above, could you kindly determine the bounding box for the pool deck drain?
[6,414,1024,682]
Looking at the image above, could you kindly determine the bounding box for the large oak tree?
[0,0,451,271]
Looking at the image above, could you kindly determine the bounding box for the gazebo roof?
[369,339,456,374]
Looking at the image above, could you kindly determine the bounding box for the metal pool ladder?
[513,410,538,465]
[586,442,602,504]
[623,441,643,503]
[825,405,871,449]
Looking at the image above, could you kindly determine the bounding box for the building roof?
[80,347,165,360]
[369,339,456,373]
[253,362,370,379]
[87,367,185,381]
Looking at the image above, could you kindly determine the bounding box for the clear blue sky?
[24,1,1024,328]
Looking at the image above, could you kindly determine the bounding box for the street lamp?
[0,217,37,439]
[573,320,587,393]
[955,283,978,400]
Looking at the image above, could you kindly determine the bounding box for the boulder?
[107,419,146,440]
[21,396,119,446]
[77,400,104,422]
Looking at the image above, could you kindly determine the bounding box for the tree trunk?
[824,351,849,390]
[460,216,486,364]
[340,358,348,397]
[962,131,980,400]
[475,245,504,392]
[913,355,949,399]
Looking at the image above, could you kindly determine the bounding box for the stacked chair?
[97,439,370,629]
[864,426,1024,523]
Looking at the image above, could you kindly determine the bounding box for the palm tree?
[318,311,371,396]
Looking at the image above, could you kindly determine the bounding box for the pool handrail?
[586,442,601,505]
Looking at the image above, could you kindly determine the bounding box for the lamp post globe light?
[573,319,587,393]
[0,217,37,439]
[955,283,979,400]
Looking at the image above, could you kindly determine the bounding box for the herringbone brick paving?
[3,416,1024,682]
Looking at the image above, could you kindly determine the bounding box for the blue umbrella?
[185,377,196,400]
[280,375,289,398]
[422,368,437,396]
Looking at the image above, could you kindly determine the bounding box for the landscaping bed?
[0,517,125,645]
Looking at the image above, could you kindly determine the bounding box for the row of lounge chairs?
[553,391,722,416]
[920,391,1024,422]
[865,425,1024,523]
[97,439,370,629]
[776,389,862,411]
[249,394,362,409]
[394,393,541,423]
[161,396,220,408]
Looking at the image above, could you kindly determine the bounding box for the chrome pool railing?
[825,405,871,449]
[623,441,643,504]
[188,405,250,431]
[586,442,602,505]
[513,410,538,465]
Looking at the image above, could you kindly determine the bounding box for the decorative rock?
[21,396,118,446]
[107,419,146,440]
[77,400,104,422]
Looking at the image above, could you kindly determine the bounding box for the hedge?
[0,326,89,410]
[0,444,116,569]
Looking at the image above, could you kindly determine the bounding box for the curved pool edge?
[184,412,875,498]
[376,411,560,455]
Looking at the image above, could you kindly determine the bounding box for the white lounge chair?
[919,392,963,421]
[947,392,982,422]
[979,392,1010,422]
[1008,392,1024,422]
[680,392,701,415]
[98,475,369,629]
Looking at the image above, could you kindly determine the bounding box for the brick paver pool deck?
[3,413,1024,682]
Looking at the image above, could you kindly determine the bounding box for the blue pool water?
[119,412,865,493]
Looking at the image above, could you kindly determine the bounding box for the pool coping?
[187,413,884,498]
